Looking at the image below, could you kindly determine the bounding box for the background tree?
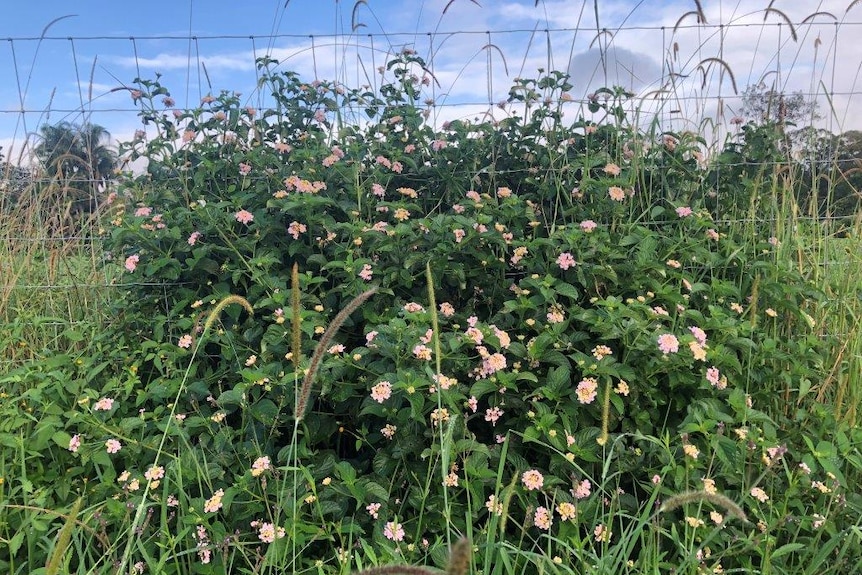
[737,84,861,220]
[740,82,821,156]
[0,146,34,212]
[814,129,862,218]
[33,121,117,214]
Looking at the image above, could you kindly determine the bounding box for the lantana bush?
[1,51,861,574]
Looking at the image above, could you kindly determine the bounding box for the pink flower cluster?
[371,380,392,403]
[284,175,327,194]
[374,155,403,173]
[251,456,271,477]
[412,344,432,360]
[657,333,680,354]
[608,186,626,201]
[124,254,140,273]
[193,525,211,564]
[287,221,307,239]
[689,326,707,345]
[235,209,254,225]
[573,479,592,499]
[533,506,553,530]
[557,252,576,270]
[706,366,726,389]
[576,377,598,404]
[93,397,115,411]
[383,521,405,541]
[484,406,504,426]
[204,488,224,513]
[322,145,345,167]
[472,346,506,379]
[252,520,286,543]
[521,469,544,490]
[580,220,597,232]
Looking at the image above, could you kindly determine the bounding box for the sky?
[2,0,862,164]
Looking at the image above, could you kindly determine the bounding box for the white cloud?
[0,136,36,166]
[110,51,254,72]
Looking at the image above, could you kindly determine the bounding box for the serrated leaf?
[555,282,579,300]
[361,480,390,501]
[316,500,345,517]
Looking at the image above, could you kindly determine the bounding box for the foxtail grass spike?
[291,263,301,368]
[446,538,471,575]
[352,566,437,575]
[498,474,518,536]
[763,7,798,41]
[696,57,738,94]
[295,287,377,421]
[203,294,254,332]
[425,262,442,376]
[659,490,748,523]
[46,497,83,575]
[349,538,470,575]
[693,0,707,22]
[597,379,611,446]
[749,275,760,328]
[674,11,703,33]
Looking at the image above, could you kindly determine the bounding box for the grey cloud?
[568,46,663,94]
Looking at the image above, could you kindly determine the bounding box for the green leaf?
[335,461,357,483]
[360,480,389,501]
[249,398,279,424]
[8,531,25,556]
[771,543,806,559]
[542,365,571,401]
[217,389,243,408]
[61,328,84,342]
[554,282,579,300]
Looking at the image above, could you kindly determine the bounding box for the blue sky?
[2,0,861,163]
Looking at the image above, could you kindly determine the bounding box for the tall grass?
[0,175,115,369]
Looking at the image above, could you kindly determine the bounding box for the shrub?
[2,51,860,574]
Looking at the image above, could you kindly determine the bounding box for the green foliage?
[2,52,861,574]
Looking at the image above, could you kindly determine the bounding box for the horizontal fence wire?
[2,20,860,120]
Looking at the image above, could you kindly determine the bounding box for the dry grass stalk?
[203,294,254,332]
[46,497,83,575]
[295,286,377,421]
[351,537,470,575]
[425,262,442,375]
[659,490,748,523]
[291,262,301,367]
[597,379,611,446]
[445,538,471,575]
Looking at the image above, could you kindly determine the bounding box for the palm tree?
[34,121,117,213]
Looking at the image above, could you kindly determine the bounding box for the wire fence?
[2,2,862,368]
[2,13,862,147]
